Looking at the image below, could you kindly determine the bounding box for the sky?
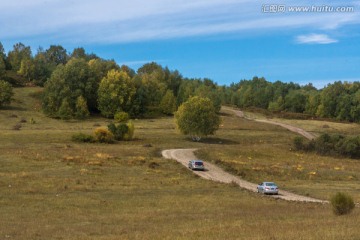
[0,0,359,88]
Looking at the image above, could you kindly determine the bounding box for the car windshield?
[195,162,203,166]
[265,183,276,186]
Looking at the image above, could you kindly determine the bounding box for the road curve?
[223,106,316,140]
[162,148,327,203]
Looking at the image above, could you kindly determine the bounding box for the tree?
[160,90,177,115]
[98,69,135,118]
[57,98,73,120]
[87,58,119,110]
[284,90,307,113]
[75,95,90,119]
[175,96,220,141]
[0,57,5,78]
[7,42,32,71]
[0,80,13,107]
[42,58,91,117]
[71,47,98,60]
[107,121,134,141]
[45,45,68,66]
[18,58,35,81]
[33,48,52,86]
[0,42,6,62]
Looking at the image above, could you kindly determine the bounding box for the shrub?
[57,98,73,120]
[75,95,90,119]
[108,122,128,141]
[293,136,305,150]
[0,80,13,107]
[293,137,315,152]
[72,133,95,143]
[335,136,360,159]
[94,128,114,143]
[107,121,135,141]
[124,121,135,141]
[331,192,355,215]
[114,111,129,123]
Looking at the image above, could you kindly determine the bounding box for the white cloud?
[295,34,338,44]
[0,0,358,44]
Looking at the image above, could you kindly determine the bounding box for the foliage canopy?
[175,96,220,141]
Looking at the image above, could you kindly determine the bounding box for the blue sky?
[1,0,359,88]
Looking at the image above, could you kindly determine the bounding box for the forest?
[0,42,359,122]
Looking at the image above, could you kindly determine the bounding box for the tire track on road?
[162,149,327,203]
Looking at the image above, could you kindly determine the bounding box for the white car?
[257,182,279,195]
[188,160,205,171]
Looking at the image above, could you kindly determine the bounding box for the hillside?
[0,87,359,239]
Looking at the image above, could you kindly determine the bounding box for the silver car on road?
[257,182,279,195]
[188,160,205,171]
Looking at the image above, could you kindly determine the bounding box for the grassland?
[0,87,359,239]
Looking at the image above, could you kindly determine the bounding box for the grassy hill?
[0,87,359,239]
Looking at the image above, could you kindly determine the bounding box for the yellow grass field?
[0,87,359,239]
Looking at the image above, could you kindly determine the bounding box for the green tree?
[305,91,320,116]
[268,96,284,112]
[75,95,90,119]
[0,80,13,107]
[45,45,68,66]
[18,58,35,81]
[57,98,73,120]
[0,42,6,62]
[194,84,222,113]
[0,57,5,78]
[175,96,220,141]
[42,58,91,117]
[284,90,307,113]
[160,90,177,115]
[7,42,32,71]
[107,121,134,141]
[98,69,135,118]
[114,111,130,123]
[33,48,52,86]
[350,90,360,122]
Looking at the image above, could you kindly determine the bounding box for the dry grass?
[199,109,360,202]
[0,88,360,239]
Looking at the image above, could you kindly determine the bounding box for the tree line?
[0,42,222,119]
[0,42,359,123]
[225,77,360,122]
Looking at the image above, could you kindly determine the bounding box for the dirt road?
[223,106,316,140]
[162,149,327,203]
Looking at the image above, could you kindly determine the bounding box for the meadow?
[0,87,359,239]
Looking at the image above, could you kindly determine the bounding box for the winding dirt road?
[162,107,327,203]
[223,106,316,140]
[162,149,326,203]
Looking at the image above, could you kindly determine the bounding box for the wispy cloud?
[295,34,338,44]
[0,0,358,44]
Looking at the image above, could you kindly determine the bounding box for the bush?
[108,122,128,141]
[295,133,360,159]
[293,136,305,150]
[107,121,135,141]
[114,111,129,123]
[0,80,14,107]
[331,192,355,215]
[94,128,114,143]
[72,133,95,143]
[124,121,135,141]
